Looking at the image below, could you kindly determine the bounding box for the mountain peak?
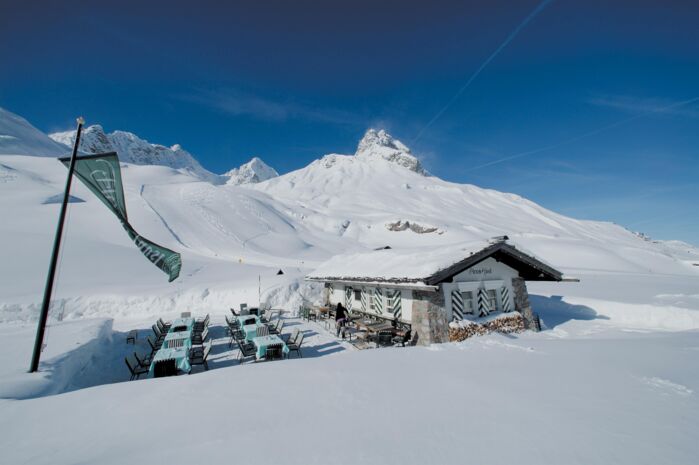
[224,157,279,185]
[356,129,410,154]
[355,128,426,175]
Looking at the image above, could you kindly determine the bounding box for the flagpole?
[30,117,85,373]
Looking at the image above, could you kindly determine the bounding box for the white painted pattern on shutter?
[451,289,464,321]
[500,285,512,312]
[388,290,402,319]
[477,287,491,317]
[374,287,384,315]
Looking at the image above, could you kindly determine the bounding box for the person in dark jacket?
[335,302,347,337]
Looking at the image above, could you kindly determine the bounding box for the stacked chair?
[256,325,270,337]
[261,343,284,361]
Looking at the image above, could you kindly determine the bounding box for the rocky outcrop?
[355,129,427,175]
[386,220,440,234]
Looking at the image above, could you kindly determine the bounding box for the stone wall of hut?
[411,289,449,346]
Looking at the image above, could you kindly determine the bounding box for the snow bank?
[0,318,113,399]
[0,276,314,324]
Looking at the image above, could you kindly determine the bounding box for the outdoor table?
[252,335,290,359]
[148,347,191,377]
[169,317,195,333]
[237,315,260,327]
[163,330,192,349]
[366,322,394,333]
[242,323,264,342]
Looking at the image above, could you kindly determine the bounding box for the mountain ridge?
[49,124,221,183]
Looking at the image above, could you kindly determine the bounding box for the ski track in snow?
[139,184,190,248]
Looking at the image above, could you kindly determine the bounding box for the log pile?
[449,313,525,342]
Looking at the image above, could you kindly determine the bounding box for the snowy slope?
[223,156,278,185]
[50,124,221,183]
[0,153,336,323]
[0,110,697,327]
[0,107,68,157]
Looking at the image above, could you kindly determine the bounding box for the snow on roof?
[307,240,563,284]
[307,241,498,283]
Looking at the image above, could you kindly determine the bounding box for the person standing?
[335,302,347,337]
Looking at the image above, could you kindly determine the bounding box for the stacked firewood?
[449,313,525,342]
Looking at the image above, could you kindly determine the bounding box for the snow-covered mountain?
[257,132,697,276]
[0,108,697,325]
[49,124,221,183]
[224,157,279,185]
[0,107,68,157]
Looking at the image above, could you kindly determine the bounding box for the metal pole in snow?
[29,117,84,373]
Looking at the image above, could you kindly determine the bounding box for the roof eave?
[425,242,564,285]
[305,277,437,291]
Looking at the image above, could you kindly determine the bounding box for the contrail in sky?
[411,0,555,144]
[466,95,699,171]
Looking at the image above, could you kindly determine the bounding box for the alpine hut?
[306,238,567,345]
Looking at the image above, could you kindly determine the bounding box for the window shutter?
[374,287,384,315]
[500,285,512,312]
[477,287,491,317]
[451,289,464,321]
[388,290,402,319]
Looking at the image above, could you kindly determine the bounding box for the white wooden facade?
[328,283,414,323]
[325,256,520,324]
[441,257,519,321]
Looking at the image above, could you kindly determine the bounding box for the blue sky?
[1,0,697,244]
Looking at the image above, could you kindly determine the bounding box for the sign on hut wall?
[452,257,518,283]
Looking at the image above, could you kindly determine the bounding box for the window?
[369,291,375,310]
[461,291,474,314]
[487,289,498,312]
[354,289,361,301]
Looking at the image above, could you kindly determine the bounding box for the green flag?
[59,152,182,282]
